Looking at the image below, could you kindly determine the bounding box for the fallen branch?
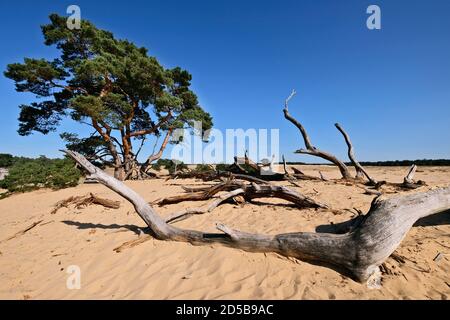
[114,235,152,253]
[157,181,243,206]
[64,150,450,283]
[283,90,352,180]
[51,193,120,214]
[158,179,327,210]
[402,165,426,189]
[165,188,245,223]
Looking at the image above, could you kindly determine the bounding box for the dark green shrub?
[0,156,81,193]
[0,154,14,168]
[215,163,232,172]
[151,159,187,174]
[194,164,214,172]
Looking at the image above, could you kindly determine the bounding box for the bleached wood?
[334,123,377,185]
[283,90,352,179]
[64,150,450,282]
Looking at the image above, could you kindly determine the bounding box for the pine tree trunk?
[114,167,126,181]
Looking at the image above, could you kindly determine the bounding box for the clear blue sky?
[0,0,449,162]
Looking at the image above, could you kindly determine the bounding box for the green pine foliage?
[194,164,214,172]
[215,163,232,172]
[4,14,212,179]
[0,154,15,168]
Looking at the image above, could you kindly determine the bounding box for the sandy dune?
[0,165,449,299]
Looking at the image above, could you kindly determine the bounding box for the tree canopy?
[5,14,212,180]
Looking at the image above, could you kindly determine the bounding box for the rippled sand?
[0,165,449,299]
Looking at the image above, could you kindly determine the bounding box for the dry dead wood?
[51,193,120,214]
[401,165,426,189]
[283,90,352,180]
[334,123,377,185]
[217,172,271,185]
[165,188,246,223]
[156,181,243,206]
[0,220,43,243]
[283,157,322,181]
[65,150,450,283]
[369,165,426,193]
[114,235,152,253]
[283,91,384,187]
[157,177,327,210]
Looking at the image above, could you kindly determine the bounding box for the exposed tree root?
[51,193,120,214]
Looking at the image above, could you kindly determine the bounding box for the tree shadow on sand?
[62,220,144,235]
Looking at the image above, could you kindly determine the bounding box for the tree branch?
[334,123,377,185]
[283,90,352,179]
[63,150,450,283]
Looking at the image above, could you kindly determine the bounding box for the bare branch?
[334,123,377,185]
[404,164,417,185]
[283,91,352,179]
[64,150,450,283]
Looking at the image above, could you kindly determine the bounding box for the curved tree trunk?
[143,128,173,173]
[283,90,352,180]
[64,150,450,283]
[334,123,377,185]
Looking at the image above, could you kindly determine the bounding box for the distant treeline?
[286,159,450,166]
[0,153,34,168]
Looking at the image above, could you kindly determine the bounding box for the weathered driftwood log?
[401,164,426,189]
[334,123,377,185]
[369,165,426,193]
[283,90,352,180]
[156,181,240,205]
[158,179,327,210]
[227,156,287,181]
[64,150,450,283]
[165,188,245,223]
[218,172,271,185]
[51,193,121,214]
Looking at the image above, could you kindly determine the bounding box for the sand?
[0,165,449,300]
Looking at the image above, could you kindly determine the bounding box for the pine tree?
[5,14,212,180]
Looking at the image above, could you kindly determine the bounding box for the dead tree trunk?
[64,150,450,283]
[334,123,377,185]
[401,164,426,189]
[283,90,352,180]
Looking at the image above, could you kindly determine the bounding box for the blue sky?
[0,0,449,163]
